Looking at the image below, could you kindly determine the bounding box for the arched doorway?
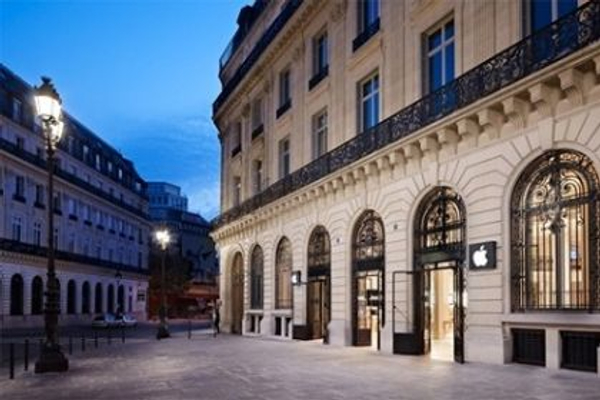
[95,283,103,314]
[67,280,77,314]
[250,246,264,310]
[82,282,91,314]
[230,252,244,334]
[107,284,115,314]
[31,276,44,315]
[352,210,385,348]
[411,186,466,363]
[307,226,331,341]
[10,274,24,316]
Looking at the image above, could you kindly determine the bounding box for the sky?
[1,0,249,219]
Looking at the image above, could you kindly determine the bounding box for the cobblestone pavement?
[2,333,600,400]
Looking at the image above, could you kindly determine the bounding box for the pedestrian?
[213,300,221,337]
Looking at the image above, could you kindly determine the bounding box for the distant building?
[148,182,217,282]
[0,64,151,328]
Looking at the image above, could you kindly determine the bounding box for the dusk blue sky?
[1,0,249,219]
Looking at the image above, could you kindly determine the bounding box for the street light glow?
[155,229,171,250]
[33,77,62,123]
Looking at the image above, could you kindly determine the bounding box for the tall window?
[232,175,242,207]
[82,281,91,314]
[279,138,291,178]
[35,184,44,206]
[10,274,24,316]
[12,98,22,122]
[67,280,77,314]
[313,31,328,76]
[231,122,242,157]
[277,69,292,117]
[511,150,600,311]
[359,73,379,132]
[12,216,22,242]
[528,0,577,32]
[107,284,115,313]
[359,0,380,33]
[312,110,328,159]
[95,283,103,313]
[14,175,25,199]
[252,159,263,194]
[426,19,455,93]
[33,222,42,246]
[252,98,263,133]
[275,237,293,309]
[250,245,264,309]
[31,276,44,315]
[53,192,61,213]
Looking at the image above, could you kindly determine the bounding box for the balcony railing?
[213,0,600,229]
[0,238,149,275]
[214,0,304,114]
[0,137,148,219]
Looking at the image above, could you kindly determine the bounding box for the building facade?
[0,64,151,328]
[148,182,218,283]
[212,0,600,373]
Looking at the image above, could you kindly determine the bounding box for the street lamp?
[115,270,123,316]
[155,228,171,339]
[34,77,69,373]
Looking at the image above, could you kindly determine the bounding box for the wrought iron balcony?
[0,238,149,275]
[352,18,381,52]
[214,1,600,230]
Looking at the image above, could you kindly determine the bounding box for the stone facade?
[212,0,600,373]
[0,65,151,328]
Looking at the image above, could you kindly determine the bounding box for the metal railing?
[213,1,600,229]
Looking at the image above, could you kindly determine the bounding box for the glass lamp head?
[34,77,62,123]
[155,229,171,250]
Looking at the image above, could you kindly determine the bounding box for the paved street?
[2,333,600,400]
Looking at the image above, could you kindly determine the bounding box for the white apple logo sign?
[472,245,488,267]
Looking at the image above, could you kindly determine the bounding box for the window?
[35,184,44,206]
[311,31,329,88]
[82,282,91,314]
[312,110,328,159]
[95,283,103,313]
[511,150,600,311]
[68,233,76,253]
[250,246,264,309]
[232,176,242,207]
[83,145,89,161]
[108,161,113,174]
[275,238,293,309]
[426,19,455,93]
[95,154,101,170]
[31,276,44,315]
[118,168,123,180]
[12,98,22,122]
[53,192,62,213]
[359,73,380,132]
[10,274,24,316]
[33,222,42,246]
[252,159,263,194]
[277,69,292,117]
[528,0,577,32]
[231,122,242,157]
[67,280,77,315]
[359,0,379,32]
[14,175,25,200]
[12,216,22,242]
[252,98,263,133]
[16,136,24,150]
[279,138,291,178]
[68,198,78,217]
[353,0,380,50]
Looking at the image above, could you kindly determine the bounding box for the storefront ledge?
[502,313,600,328]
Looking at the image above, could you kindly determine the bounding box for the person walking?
[212,300,221,337]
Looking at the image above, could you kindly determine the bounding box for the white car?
[118,314,138,328]
[91,313,119,329]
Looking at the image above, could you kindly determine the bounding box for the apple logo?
[472,245,488,268]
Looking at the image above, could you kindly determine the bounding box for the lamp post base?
[156,324,170,340]
[34,344,69,373]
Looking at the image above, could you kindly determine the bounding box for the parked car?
[91,313,119,329]
[118,314,138,328]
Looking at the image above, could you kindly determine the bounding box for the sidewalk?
[2,334,600,400]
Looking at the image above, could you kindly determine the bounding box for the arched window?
[67,280,77,314]
[82,281,91,314]
[275,237,293,309]
[95,283,103,314]
[31,276,44,315]
[230,252,244,334]
[415,186,466,254]
[353,210,384,264]
[107,284,115,313]
[250,246,264,309]
[512,150,600,311]
[10,274,24,316]
[308,226,331,273]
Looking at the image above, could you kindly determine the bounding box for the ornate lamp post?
[155,228,171,339]
[34,77,68,373]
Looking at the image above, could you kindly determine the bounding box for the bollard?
[9,343,15,380]
[188,320,192,340]
[24,339,29,371]
[81,335,86,352]
[121,326,125,343]
[68,336,73,355]
[94,331,98,349]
